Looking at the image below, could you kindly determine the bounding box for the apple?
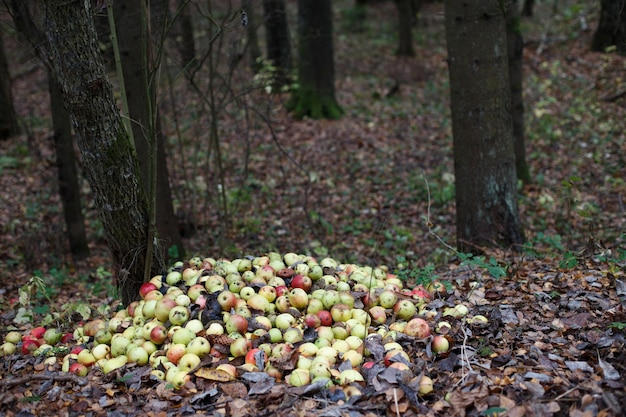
[288,288,309,310]
[255,265,275,280]
[42,328,62,345]
[311,310,330,327]
[229,337,250,357]
[405,318,431,338]
[127,346,149,365]
[343,350,363,367]
[268,328,282,343]
[290,274,312,292]
[21,339,39,355]
[331,325,349,340]
[309,361,332,378]
[338,369,364,385]
[432,335,450,354]
[393,300,417,321]
[172,328,195,345]
[275,313,296,330]
[274,295,291,313]
[111,336,131,357]
[244,347,265,368]
[142,299,157,318]
[5,331,21,344]
[225,314,248,335]
[154,297,177,323]
[384,349,410,367]
[339,292,355,308]
[419,375,434,394]
[185,319,204,334]
[102,355,128,374]
[258,285,277,302]
[178,352,201,372]
[288,368,310,387]
[169,306,190,326]
[274,285,289,297]
[304,313,322,328]
[322,290,341,310]
[283,328,303,344]
[69,363,89,377]
[77,349,96,366]
[217,291,238,311]
[379,290,398,309]
[216,363,238,379]
[166,343,187,364]
[306,298,324,315]
[206,322,224,335]
[330,304,352,323]
[187,337,211,357]
[30,326,46,339]
[92,343,110,360]
[369,306,387,325]
[150,325,168,345]
[187,284,206,301]
[297,355,313,370]
[247,294,271,312]
[271,343,293,358]
[239,286,256,301]
[166,271,182,286]
[349,323,367,338]
[139,282,158,299]
[170,371,190,389]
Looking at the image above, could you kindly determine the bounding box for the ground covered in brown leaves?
[1,1,625,416]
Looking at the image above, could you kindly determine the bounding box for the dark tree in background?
[49,74,90,261]
[263,0,292,89]
[287,0,342,119]
[522,0,534,16]
[444,0,524,252]
[113,0,185,261]
[176,0,197,69]
[246,1,263,73]
[507,0,531,184]
[591,0,626,55]
[395,0,417,56]
[0,31,20,140]
[39,0,163,305]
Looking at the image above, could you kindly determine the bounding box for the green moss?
[286,86,343,120]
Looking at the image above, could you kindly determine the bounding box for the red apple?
[304,313,322,328]
[30,326,46,339]
[288,288,309,310]
[69,363,89,377]
[244,347,265,368]
[22,339,40,355]
[150,325,168,345]
[139,282,158,299]
[290,274,312,292]
[431,335,450,354]
[316,310,333,326]
[225,314,248,335]
[166,343,187,364]
[275,285,289,297]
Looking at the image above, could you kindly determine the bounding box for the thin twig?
[0,372,87,388]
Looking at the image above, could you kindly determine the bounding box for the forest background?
[0,0,625,415]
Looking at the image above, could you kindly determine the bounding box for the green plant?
[457,253,508,279]
[395,256,440,287]
[609,322,626,331]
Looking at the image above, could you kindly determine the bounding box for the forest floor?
[1,1,625,416]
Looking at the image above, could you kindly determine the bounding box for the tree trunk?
[287,0,343,120]
[591,0,626,55]
[114,0,185,262]
[522,0,534,16]
[41,0,163,305]
[0,31,20,140]
[246,1,263,73]
[444,0,524,252]
[507,0,531,184]
[396,0,415,56]
[177,0,197,69]
[263,0,292,89]
[48,72,90,260]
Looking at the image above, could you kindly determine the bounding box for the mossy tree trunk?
[591,0,626,55]
[507,0,531,184]
[48,72,90,261]
[263,0,292,89]
[287,0,342,120]
[41,0,163,305]
[444,0,524,252]
[0,31,20,140]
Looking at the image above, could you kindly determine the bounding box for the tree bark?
[396,0,415,56]
[48,72,90,260]
[177,0,197,69]
[41,0,163,305]
[263,0,292,89]
[287,0,342,120]
[444,0,524,252]
[0,31,20,140]
[507,0,531,184]
[246,1,263,73]
[113,0,185,262]
[591,0,626,55]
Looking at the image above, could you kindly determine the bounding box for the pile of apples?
[1,253,461,395]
